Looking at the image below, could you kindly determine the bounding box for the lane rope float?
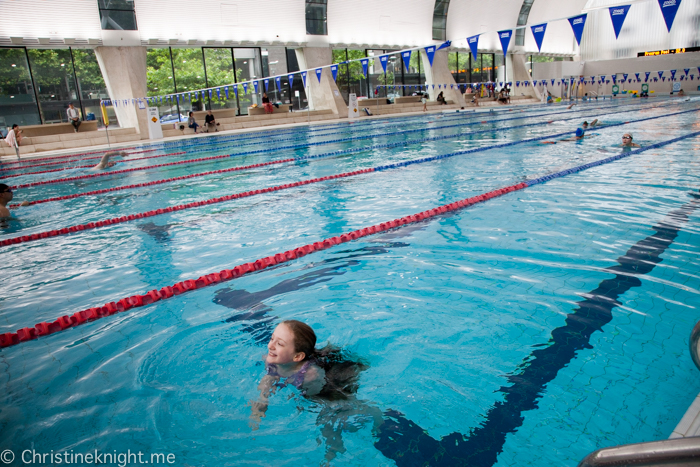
[3,105,699,247]
[2,129,698,349]
[9,100,682,190]
[9,104,685,207]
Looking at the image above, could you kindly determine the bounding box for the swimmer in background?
[582,119,598,129]
[541,127,591,144]
[619,133,640,148]
[92,150,126,170]
[251,320,383,462]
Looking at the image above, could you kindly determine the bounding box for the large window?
[0,47,117,128]
[147,48,179,121]
[98,0,137,31]
[203,48,236,112]
[306,0,327,36]
[27,49,79,124]
[72,49,115,125]
[432,0,450,41]
[0,48,41,127]
[261,47,291,105]
[171,48,205,115]
[332,48,368,103]
[448,52,498,85]
[514,0,535,46]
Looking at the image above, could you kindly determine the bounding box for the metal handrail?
[690,319,700,371]
[578,436,700,466]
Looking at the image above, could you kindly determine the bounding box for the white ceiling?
[0,0,589,54]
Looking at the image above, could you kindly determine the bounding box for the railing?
[690,319,700,371]
[578,322,700,466]
[578,436,700,466]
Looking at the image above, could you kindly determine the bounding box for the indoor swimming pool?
[1,98,700,466]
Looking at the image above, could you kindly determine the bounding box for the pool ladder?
[577,321,700,466]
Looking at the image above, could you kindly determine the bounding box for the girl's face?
[267,324,303,365]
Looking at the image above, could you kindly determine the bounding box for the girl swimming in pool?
[250,320,382,462]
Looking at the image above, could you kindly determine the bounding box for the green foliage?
[0,48,32,96]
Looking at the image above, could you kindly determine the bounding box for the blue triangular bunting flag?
[609,5,631,39]
[466,35,479,61]
[531,24,547,52]
[568,14,587,46]
[658,0,682,32]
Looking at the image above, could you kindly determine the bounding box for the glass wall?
[98,0,137,30]
[305,0,328,35]
[332,48,367,104]
[72,49,115,125]
[234,48,263,114]
[0,48,41,129]
[285,48,307,111]
[261,47,290,105]
[146,48,179,123]
[432,0,450,41]
[203,48,236,112]
[171,48,206,114]
[27,49,80,124]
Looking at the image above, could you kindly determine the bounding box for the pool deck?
[670,393,700,439]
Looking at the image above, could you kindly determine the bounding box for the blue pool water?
[1,98,700,466]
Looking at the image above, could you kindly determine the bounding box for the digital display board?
[638,46,700,57]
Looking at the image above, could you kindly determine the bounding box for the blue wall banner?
[402,50,412,72]
[609,5,631,39]
[424,46,436,67]
[467,35,479,61]
[658,0,682,32]
[330,65,338,82]
[531,24,547,52]
[379,55,389,74]
[315,68,323,83]
[498,30,513,57]
[568,14,587,46]
[361,58,369,77]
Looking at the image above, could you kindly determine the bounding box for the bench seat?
[19,121,98,137]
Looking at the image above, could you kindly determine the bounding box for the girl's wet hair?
[282,320,368,400]
[282,320,316,360]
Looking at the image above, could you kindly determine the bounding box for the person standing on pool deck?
[4,124,22,158]
[67,103,81,132]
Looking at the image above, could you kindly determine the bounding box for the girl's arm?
[250,374,276,430]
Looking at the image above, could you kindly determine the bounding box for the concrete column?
[295,47,347,116]
[420,49,461,104]
[94,46,149,138]
[510,53,541,100]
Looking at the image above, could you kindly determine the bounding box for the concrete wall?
[421,49,461,104]
[95,46,150,138]
[294,47,346,116]
[532,52,700,97]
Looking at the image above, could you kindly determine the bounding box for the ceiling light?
[11,64,16,67]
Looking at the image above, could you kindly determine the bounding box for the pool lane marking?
[0,152,188,178]
[0,98,674,170]
[3,101,639,181]
[2,107,698,245]
[8,100,687,190]
[0,98,673,173]
[1,130,699,349]
[9,102,674,207]
[377,193,700,467]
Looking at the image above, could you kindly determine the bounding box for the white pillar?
[94,46,149,138]
[295,47,347,116]
[420,49,461,104]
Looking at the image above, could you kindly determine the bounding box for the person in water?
[541,127,590,144]
[582,119,598,129]
[92,150,124,170]
[620,133,640,148]
[251,320,383,462]
[0,183,13,218]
